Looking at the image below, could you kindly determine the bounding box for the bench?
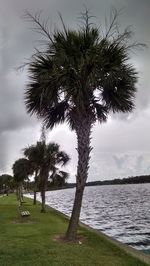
[21,211,30,217]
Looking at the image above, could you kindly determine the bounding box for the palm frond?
[101,63,137,113]
[95,103,108,122]
[44,101,69,129]
[58,170,69,180]
[25,53,60,116]
[23,11,53,42]
[57,151,70,166]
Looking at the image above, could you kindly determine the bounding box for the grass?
[0,194,149,266]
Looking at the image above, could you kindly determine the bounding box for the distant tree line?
[65,175,150,188]
[1,173,149,196]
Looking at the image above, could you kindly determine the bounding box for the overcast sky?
[0,0,150,182]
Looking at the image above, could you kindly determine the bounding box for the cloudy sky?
[0,0,150,182]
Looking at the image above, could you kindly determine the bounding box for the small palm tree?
[24,10,140,240]
[24,145,41,205]
[24,141,70,212]
[12,158,33,204]
[0,174,14,195]
[50,170,69,188]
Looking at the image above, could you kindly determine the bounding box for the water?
[26,183,150,253]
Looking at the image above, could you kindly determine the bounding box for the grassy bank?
[0,195,149,266]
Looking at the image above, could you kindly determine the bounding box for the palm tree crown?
[24,141,70,184]
[25,12,137,130]
[12,158,33,183]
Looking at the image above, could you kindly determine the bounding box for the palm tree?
[12,158,33,204]
[50,170,69,188]
[24,10,140,240]
[24,145,41,205]
[0,174,14,195]
[24,141,70,212]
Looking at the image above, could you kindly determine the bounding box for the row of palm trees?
[22,9,139,241]
[12,139,70,212]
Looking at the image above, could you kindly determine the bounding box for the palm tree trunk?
[40,171,48,213]
[33,188,37,205]
[65,119,92,241]
[33,171,38,205]
[41,188,46,212]
[21,183,24,202]
[16,187,19,201]
[18,184,22,205]
[65,186,84,240]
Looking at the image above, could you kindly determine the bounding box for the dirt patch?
[53,234,86,244]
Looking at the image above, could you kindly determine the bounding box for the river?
[26,183,150,253]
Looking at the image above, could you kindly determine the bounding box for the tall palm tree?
[24,10,139,240]
[24,141,70,212]
[12,158,33,204]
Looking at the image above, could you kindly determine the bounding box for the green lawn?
[0,194,149,266]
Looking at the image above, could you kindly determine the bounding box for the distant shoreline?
[64,175,150,189]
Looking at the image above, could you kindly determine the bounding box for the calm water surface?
[27,183,150,252]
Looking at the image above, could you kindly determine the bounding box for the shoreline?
[43,202,150,265]
[26,185,150,254]
[25,194,150,265]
